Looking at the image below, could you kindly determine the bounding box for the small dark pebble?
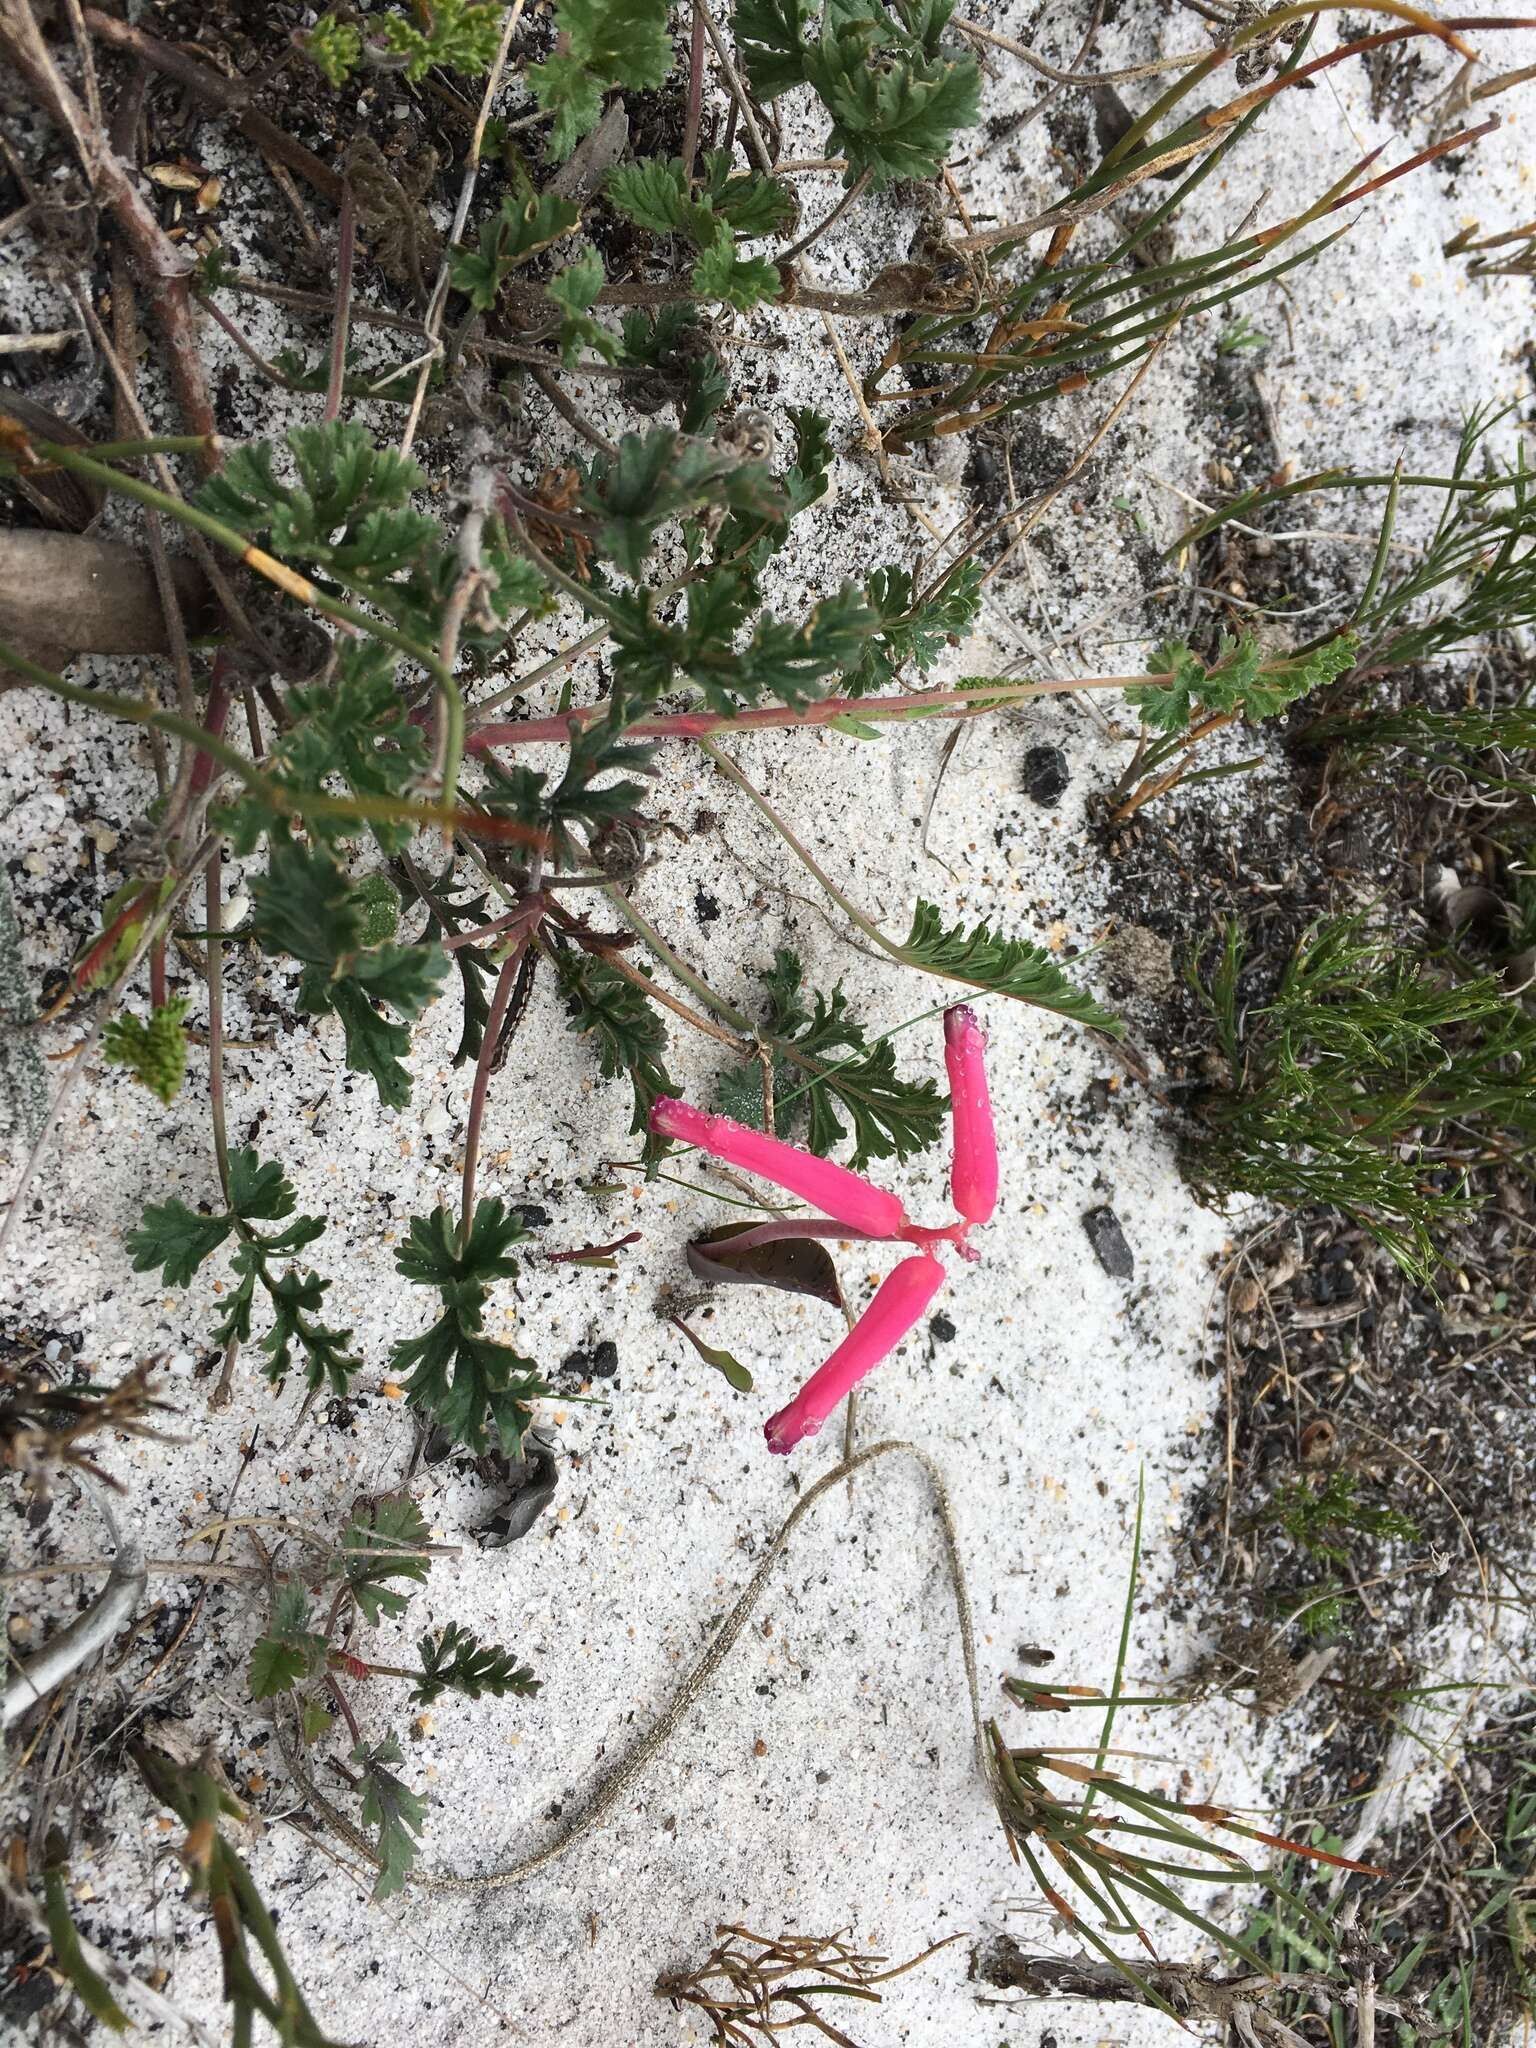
[928,1311,957,1343]
[814,1768,832,1784]
[560,1338,619,1378]
[1022,743,1070,807]
[1083,1077,1112,1118]
[1082,1204,1134,1280]
[694,888,721,924]
[514,1203,552,1229]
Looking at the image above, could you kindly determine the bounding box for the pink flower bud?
[649,1098,909,1238]
[763,1254,945,1455]
[943,1005,997,1228]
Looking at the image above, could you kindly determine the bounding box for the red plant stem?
[1304,115,1499,225]
[186,654,235,806]
[204,849,231,1199]
[458,932,535,1250]
[66,886,162,1001]
[322,180,356,427]
[325,1674,362,1748]
[149,940,167,1010]
[465,673,1148,750]
[544,1230,642,1266]
[681,0,706,177]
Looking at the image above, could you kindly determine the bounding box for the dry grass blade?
[656,1924,964,2045]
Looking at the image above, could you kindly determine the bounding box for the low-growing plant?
[243,1490,538,1897]
[1186,910,1536,1282]
[1111,628,1357,819]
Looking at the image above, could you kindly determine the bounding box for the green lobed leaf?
[258,643,430,856]
[352,1737,428,1901]
[336,1494,431,1623]
[1128,630,1358,736]
[227,1147,297,1223]
[249,1633,325,1701]
[126,1198,233,1289]
[902,902,1122,1035]
[391,1314,553,1456]
[715,948,946,1167]
[412,1620,541,1704]
[550,949,674,1138]
[528,0,674,158]
[544,246,618,366]
[844,558,983,696]
[691,223,783,311]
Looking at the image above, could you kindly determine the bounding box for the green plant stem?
[697,736,911,967]
[1353,457,1403,627]
[2,641,540,849]
[11,435,467,808]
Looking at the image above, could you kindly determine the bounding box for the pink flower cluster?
[650,1005,997,1455]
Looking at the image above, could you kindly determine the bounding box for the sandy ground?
[4,3,1536,2043]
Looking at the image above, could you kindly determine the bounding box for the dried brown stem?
[80,6,345,203]
[0,0,216,454]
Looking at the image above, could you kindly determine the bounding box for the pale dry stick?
[696,0,776,177]
[819,308,892,485]
[0,1864,221,2045]
[1146,470,1420,551]
[471,621,611,716]
[778,170,872,266]
[973,0,1106,161]
[981,321,1183,587]
[2,1482,145,1731]
[272,1439,992,1891]
[397,0,526,458]
[321,179,356,425]
[185,1512,458,1561]
[0,1557,265,1585]
[0,327,79,353]
[954,11,1217,85]
[61,0,104,168]
[0,836,217,1267]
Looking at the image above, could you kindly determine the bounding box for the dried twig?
[659,1923,965,2045]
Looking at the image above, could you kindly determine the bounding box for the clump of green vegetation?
[1112,628,1357,818]
[1187,911,1536,1283]
[1263,1469,1419,1564]
[303,1,506,85]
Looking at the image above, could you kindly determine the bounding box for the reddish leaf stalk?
[464,673,1148,752]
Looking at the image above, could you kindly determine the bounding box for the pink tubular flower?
[944,1004,997,1230]
[649,1003,997,1455]
[764,1254,945,1454]
[650,1098,908,1238]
